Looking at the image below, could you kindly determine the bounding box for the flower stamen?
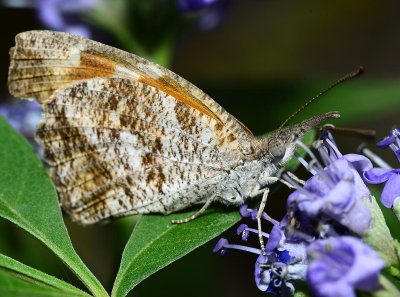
[213,238,261,255]
[358,144,392,169]
[236,224,269,241]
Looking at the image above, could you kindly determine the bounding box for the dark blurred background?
[0,0,399,296]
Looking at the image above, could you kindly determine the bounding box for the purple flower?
[37,0,96,37]
[178,0,231,30]
[177,0,221,12]
[0,101,41,138]
[213,235,308,295]
[215,206,308,295]
[287,137,373,236]
[364,128,400,208]
[376,128,400,162]
[307,236,385,297]
[364,168,400,208]
[255,252,307,295]
[0,100,42,154]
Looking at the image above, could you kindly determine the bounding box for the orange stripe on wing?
[73,53,224,125]
[69,52,117,78]
[139,75,224,125]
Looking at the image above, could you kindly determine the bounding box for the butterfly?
[8,31,339,249]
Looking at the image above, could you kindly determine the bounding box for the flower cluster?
[214,129,400,296]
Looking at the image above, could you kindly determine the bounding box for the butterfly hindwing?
[36,77,244,223]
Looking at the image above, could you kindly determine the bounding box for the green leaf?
[111,210,240,297]
[0,253,90,297]
[0,117,108,297]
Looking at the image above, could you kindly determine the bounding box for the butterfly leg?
[285,171,305,185]
[264,170,302,189]
[276,168,305,187]
[171,194,216,224]
[257,187,269,255]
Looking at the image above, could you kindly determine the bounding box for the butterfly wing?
[8,31,255,224]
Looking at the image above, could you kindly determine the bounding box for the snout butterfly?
[8,31,358,252]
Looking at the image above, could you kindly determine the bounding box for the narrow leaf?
[0,117,108,297]
[0,253,90,297]
[112,210,240,297]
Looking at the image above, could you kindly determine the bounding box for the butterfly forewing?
[8,31,253,140]
[8,31,255,224]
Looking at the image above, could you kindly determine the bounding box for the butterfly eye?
[269,139,286,160]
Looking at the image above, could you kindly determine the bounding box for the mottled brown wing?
[8,30,255,224]
[8,30,253,145]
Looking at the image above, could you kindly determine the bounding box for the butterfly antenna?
[277,66,364,132]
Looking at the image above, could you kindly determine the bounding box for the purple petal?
[293,157,372,235]
[381,174,400,208]
[312,175,370,234]
[37,0,64,29]
[350,167,372,199]
[0,101,41,137]
[213,238,228,255]
[236,224,249,241]
[251,209,258,221]
[65,25,91,38]
[307,237,384,297]
[340,238,385,291]
[377,135,396,148]
[334,195,372,235]
[364,168,395,184]
[322,180,356,213]
[265,225,282,255]
[59,0,96,12]
[394,149,400,163]
[36,0,95,37]
[343,154,373,175]
[296,160,355,215]
[254,254,270,291]
[239,204,252,218]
